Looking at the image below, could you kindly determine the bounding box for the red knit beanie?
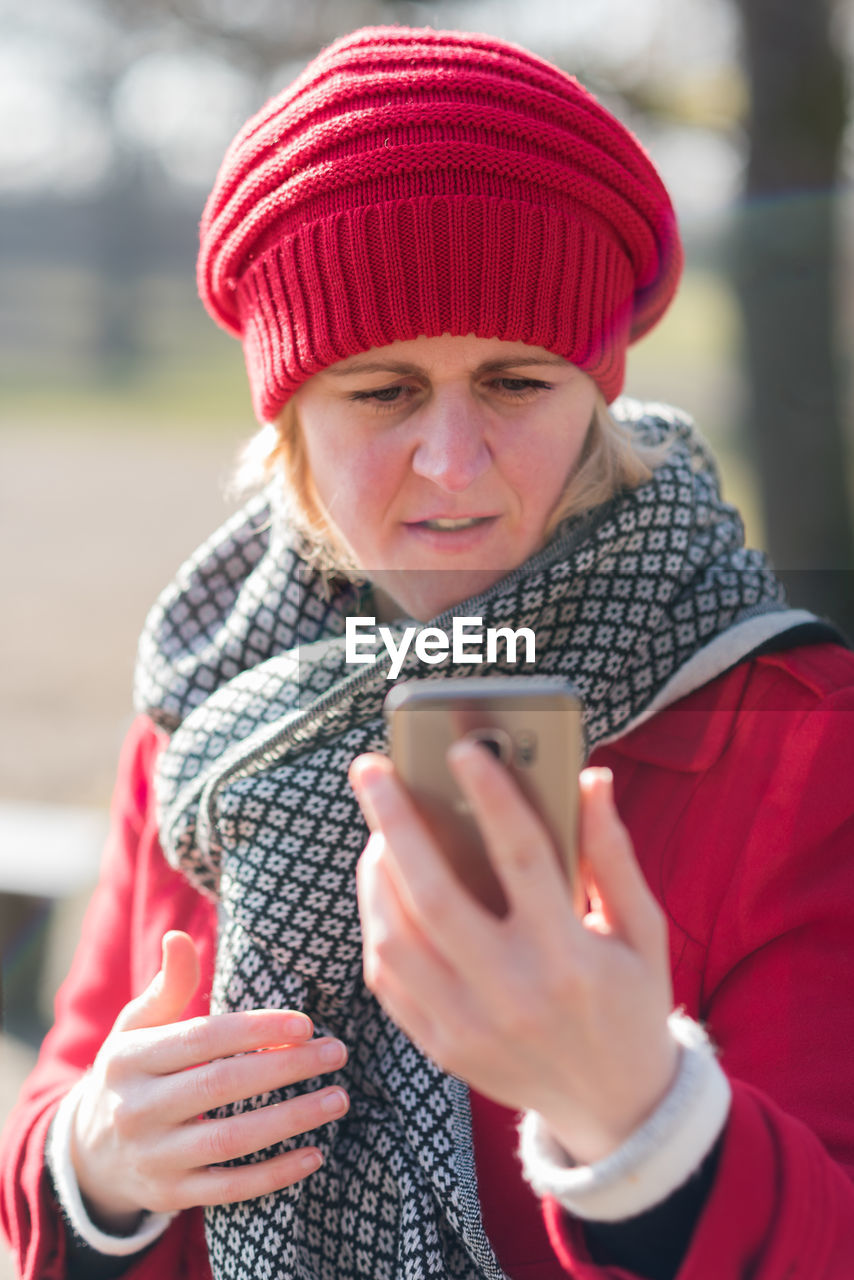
[198,26,682,420]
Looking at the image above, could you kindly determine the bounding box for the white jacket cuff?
[518,1010,731,1223]
[46,1075,175,1257]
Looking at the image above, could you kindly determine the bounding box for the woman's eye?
[491,377,552,398]
[349,384,412,406]
[347,377,551,408]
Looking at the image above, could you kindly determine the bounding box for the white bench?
[0,803,107,898]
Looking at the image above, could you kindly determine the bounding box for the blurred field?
[1,420,244,805]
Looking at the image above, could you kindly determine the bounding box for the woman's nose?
[410,397,492,492]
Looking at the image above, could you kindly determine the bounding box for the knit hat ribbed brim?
[198,26,683,420]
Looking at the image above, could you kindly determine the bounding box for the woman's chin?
[369,565,512,623]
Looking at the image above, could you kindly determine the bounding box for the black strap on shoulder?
[746,620,850,660]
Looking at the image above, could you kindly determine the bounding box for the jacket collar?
[605,660,753,772]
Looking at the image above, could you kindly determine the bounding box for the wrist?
[75,1175,147,1236]
[518,1010,732,1222]
[47,1076,175,1256]
[540,1027,681,1166]
[70,1105,146,1235]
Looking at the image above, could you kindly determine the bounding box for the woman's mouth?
[402,514,500,554]
[418,516,491,531]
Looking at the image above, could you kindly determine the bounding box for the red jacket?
[3,644,854,1280]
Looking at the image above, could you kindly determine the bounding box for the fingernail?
[354,767,389,801]
[595,767,615,803]
[321,1088,348,1115]
[300,1149,323,1173]
[580,766,613,792]
[282,1013,313,1039]
[351,765,393,829]
[319,1039,346,1066]
[447,739,480,767]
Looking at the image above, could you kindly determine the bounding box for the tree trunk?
[732,0,853,639]
[91,156,148,384]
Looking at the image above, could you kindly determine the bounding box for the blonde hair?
[235,393,666,575]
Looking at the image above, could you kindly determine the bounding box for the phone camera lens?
[466,728,512,765]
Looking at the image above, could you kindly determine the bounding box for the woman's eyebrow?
[476,356,570,373]
[327,359,423,377]
[328,355,570,378]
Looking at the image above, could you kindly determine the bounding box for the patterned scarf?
[135,402,809,1280]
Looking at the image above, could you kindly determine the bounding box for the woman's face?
[293,333,597,620]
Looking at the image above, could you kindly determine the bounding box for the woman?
[3,25,854,1280]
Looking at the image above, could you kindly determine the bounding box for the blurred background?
[1,1,853,1270]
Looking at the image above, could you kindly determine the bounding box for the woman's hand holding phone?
[70,931,348,1233]
[350,747,678,1168]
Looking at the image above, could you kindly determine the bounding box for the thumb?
[579,768,663,954]
[115,930,201,1033]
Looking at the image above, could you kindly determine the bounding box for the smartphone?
[384,677,585,917]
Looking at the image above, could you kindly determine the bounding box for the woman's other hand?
[350,749,677,1167]
[70,931,348,1233]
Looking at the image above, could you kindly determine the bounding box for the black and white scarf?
[134,402,812,1280]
